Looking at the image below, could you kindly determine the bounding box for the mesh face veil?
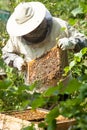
[23,18,48,43]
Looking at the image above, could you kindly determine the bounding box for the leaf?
[81,47,87,55]
[69,18,78,25]
[64,66,70,75]
[43,86,59,97]
[64,78,82,94]
[60,27,66,33]
[47,119,56,130]
[71,7,83,17]
[74,52,82,62]
[0,59,5,68]
[31,96,46,109]
[22,124,35,130]
[0,79,11,89]
[17,85,30,93]
[38,122,47,129]
[69,60,76,69]
[45,106,59,123]
[79,83,87,100]
[21,100,30,109]
[60,98,81,117]
[29,81,37,91]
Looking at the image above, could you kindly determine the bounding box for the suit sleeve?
[67,24,87,52]
[2,37,24,70]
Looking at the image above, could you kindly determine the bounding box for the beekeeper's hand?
[58,37,76,50]
[13,57,27,71]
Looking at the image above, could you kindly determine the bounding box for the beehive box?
[0,113,41,130]
[27,46,69,92]
[0,109,75,130]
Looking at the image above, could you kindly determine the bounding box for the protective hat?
[6,2,46,36]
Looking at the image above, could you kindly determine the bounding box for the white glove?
[58,37,76,50]
[13,57,25,71]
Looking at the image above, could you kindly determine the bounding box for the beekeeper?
[2,2,87,86]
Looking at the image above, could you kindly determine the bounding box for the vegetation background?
[0,0,87,130]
